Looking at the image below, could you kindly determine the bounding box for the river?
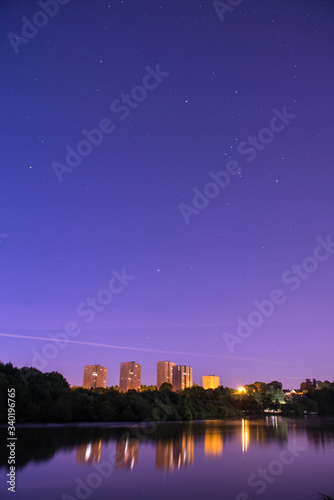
[1,416,334,499]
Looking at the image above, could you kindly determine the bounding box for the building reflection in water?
[156,432,194,471]
[204,425,223,458]
[75,418,295,470]
[76,439,102,464]
[115,434,139,470]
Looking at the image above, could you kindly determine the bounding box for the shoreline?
[1,414,333,429]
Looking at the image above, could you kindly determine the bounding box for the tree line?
[1,362,334,423]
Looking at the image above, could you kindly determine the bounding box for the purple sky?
[1,0,333,389]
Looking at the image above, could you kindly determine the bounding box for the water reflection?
[238,416,288,451]
[241,418,249,453]
[204,424,223,458]
[1,417,333,471]
[115,434,139,469]
[156,431,194,470]
[76,439,102,464]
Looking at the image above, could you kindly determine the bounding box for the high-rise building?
[82,365,107,389]
[172,365,192,391]
[202,375,220,390]
[119,361,141,392]
[157,360,175,389]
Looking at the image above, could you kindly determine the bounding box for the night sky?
[1,0,333,389]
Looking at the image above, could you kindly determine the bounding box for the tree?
[267,381,282,391]
[318,380,331,389]
[140,384,157,392]
[244,384,257,395]
[300,378,316,392]
[159,383,172,392]
[93,387,108,394]
[253,382,267,394]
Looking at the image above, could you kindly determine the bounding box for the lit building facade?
[82,365,107,389]
[157,360,175,389]
[172,365,192,391]
[119,361,141,392]
[202,375,220,390]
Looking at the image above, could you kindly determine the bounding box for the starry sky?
[1,0,333,389]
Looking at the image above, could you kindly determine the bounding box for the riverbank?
[1,362,334,424]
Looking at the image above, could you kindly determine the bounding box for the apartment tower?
[119,361,141,392]
[202,375,220,390]
[157,360,175,389]
[82,365,107,389]
[172,365,192,391]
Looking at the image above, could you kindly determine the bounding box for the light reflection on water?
[0,416,334,500]
[72,416,290,469]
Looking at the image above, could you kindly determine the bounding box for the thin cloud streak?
[0,332,324,368]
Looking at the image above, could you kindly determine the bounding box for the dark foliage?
[1,362,333,423]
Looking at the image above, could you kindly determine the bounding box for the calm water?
[1,417,334,500]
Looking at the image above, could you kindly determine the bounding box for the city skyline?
[12,357,324,391]
[1,338,333,389]
[1,0,333,390]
